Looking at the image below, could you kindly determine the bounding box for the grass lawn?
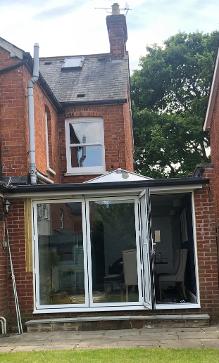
[0,349,219,363]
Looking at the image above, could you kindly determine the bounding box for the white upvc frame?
[154,190,201,310]
[31,187,201,313]
[65,118,106,175]
[138,189,153,309]
[85,196,143,308]
[33,198,90,311]
[33,195,144,312]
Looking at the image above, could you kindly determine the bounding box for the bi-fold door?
[138,189,154,309]
[33,191,153,311]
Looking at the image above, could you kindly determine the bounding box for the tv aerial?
[95,2,132,15]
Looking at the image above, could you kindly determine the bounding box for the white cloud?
[0,0,218,71]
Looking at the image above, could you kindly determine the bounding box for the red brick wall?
[194,178,219,317]
[123,102,134,171]
[60,103,133,183]
[4,185,219,326]
[0,201,8,318]
[33,82,60,182]
[6,200,33,326]
[0,47,19,68]
[0,47,60,183]
[209,85,219,226]
[0,63,28,177]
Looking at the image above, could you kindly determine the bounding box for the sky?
[0,0,219,71]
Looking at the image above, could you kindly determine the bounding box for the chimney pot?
[112,3,120,15]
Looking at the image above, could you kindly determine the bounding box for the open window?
[151,192,199,307]
[65,118,105,175]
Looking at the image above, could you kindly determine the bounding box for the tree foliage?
[132,32,219,178]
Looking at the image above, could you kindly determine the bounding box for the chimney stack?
[106,3,128,59]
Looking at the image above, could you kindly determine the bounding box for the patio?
[0,325,219,352]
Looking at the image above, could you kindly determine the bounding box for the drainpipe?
[0,317,6,335]
[28,43,39,184]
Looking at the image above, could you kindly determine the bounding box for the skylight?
[62,57,84,70]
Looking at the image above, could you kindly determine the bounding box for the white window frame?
[65,118,105,175]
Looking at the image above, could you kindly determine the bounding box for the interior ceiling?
[151,194,187,216]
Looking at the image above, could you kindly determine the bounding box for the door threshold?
[34,305,146,314]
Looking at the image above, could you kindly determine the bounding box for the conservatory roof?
[85,169,153,183]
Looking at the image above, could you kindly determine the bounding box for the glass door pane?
[88,199,139,304]
[139,190,153,309]
[36,202,87,306]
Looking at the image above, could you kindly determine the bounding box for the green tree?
[132,31,219,178]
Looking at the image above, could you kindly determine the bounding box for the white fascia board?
[203,49,219,131]
[5,183,203,199]
[150,184,203,194]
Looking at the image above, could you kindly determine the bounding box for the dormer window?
[65,118,105,175]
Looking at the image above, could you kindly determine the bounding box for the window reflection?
[37,202,85,305]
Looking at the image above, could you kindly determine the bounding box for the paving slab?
[0,325,219,352]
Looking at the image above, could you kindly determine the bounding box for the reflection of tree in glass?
[94,203,135,237]
[70,124,87,166]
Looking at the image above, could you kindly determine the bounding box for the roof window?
[62,57,84,70]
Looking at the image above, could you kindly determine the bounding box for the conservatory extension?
[9,170,204,313]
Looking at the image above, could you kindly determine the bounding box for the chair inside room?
[158,248,188,300]
[122,249,138,301]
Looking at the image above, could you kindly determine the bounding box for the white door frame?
[32,196,145,311]
[32,190,200,313]
[154,191,201,309]
[138,189,153,309]
[33,198,90,310]
[85,196,143,307]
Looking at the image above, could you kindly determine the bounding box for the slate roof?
[39,53,129,105]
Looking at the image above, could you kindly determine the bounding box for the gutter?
[27,44,39,184]
[5,177,208,195]
[62,98,127,107]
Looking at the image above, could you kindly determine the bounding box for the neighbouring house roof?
[0,36,24,59]
[203,49,219,131]
[0,37,62,111]
[39,54,129,105]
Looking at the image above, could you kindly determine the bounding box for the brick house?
[0,4,218,332]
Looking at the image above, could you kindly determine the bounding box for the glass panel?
[151,193,197,304]
[37,202,85,305]
[89,200,139,304]
[69,121,102,144]
[71,145,103,168]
